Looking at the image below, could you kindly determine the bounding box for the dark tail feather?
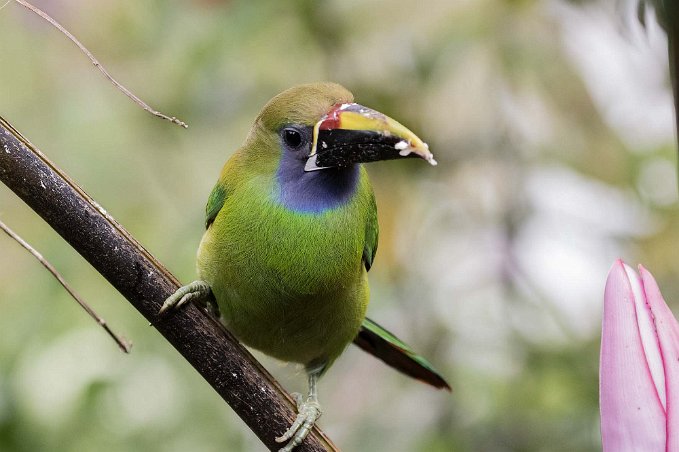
[353,317,451,391]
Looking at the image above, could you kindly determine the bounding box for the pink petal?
[600,260,666,451]
[639,265,679,451]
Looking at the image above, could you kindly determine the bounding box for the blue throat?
[276,152,359,214]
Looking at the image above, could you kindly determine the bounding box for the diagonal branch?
[0,115,337,452]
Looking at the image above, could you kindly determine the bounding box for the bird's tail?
[353,317,451,391]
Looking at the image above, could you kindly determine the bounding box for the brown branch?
[11,0,188,129]
[0,218,132,353]
[0,116,337,451]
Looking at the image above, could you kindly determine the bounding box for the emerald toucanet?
[161,83,449,451]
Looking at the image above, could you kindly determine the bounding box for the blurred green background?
[0,0,675,450]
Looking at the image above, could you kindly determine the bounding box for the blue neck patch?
[275,151,359,214]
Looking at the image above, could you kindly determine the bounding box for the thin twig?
[0,218,132,353]
[11,0,188,129]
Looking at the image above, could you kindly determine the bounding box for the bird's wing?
[354,317,451,390]
[362,190,379,271]
[205,181,227,229]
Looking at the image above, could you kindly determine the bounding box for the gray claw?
[159,280,212,316]
[275,398,322,452]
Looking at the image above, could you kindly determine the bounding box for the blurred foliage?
[0,0,676,450]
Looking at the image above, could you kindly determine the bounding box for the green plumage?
[164,82,448,451]
[194,83,447,388]
[198,162,375,368]
[205,183,226,228]
[197,84,373,370]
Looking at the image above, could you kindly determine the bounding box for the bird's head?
[248,82,436,172]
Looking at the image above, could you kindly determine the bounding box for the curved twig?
[11,0,188,128]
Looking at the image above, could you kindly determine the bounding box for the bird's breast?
[196,180,371,364]
[199,189,365,297]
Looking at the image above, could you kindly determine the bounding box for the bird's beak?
[305,103,437,171]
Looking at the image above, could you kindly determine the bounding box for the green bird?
[161,82,449,451]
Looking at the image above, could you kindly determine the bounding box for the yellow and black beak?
[305,103,437,172]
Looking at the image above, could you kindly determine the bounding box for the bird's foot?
[159,280,217,317]
[275,393,322,452]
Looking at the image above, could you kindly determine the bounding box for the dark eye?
[282,128,303,149]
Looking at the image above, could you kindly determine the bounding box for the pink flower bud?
[601,260,679,451]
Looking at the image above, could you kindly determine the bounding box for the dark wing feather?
[362,190,378,271]
[205,182,227,229]
[353,317,451,391]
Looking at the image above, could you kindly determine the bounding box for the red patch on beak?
[318,103,352,130]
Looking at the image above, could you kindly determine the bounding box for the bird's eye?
[282,128,303,149]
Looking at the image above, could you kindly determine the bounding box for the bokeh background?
[0,0,675,451]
